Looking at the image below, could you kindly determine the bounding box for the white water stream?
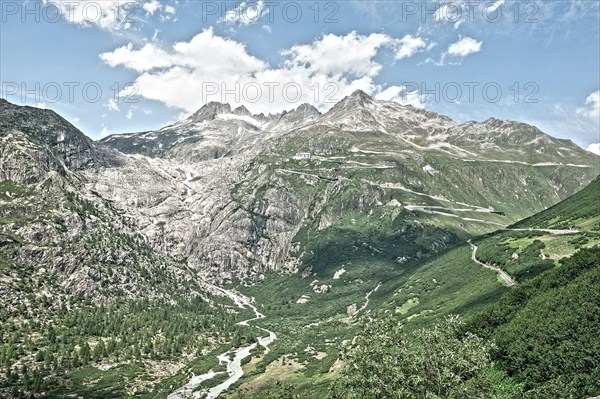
[168,286,276,399]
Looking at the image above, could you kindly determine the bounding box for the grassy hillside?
[326,246,600,399]
[465,246,600,398]
[511,175,600,231]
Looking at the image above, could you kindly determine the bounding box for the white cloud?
[376,86,425,108]
[421,35,482,67]
[42,0,177,30]
[42,0,139,31]
[434,1,505,27]
[143,0,161,15]
[100,30,424,114]
[447,36,482,57]
[126,109,133,119]
[143,0,177,20]
[101,29,265,75]
[100,43,173,72]
[262,25,272,33]
[72,117,80,122]
[100,125,111,137]
[106,98,120,112]
[142,108,153,115]
[434,2,463,23]
[283,32,392,77]
[577,90,600,119]
[220,1,269,25]
[394,34,428,60]
[36,102,46,109]
[586,143,600,155]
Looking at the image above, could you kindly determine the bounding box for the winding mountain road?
[468,240,517,287]
[503,227,579,235]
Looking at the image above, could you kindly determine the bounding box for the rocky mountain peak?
[483,117,507,127]
[232,105,252,117]
[294,103,321,117]
[349,89,372,99]
[345,89,373,105]
[326,89,374,114]
[263,103,322,130]
[191,101,232,122]
[0,100,113,183]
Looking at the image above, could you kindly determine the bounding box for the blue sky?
[1,0,599,152]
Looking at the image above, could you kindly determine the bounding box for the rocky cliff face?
[0,102,205,306]
[0,99,115,181]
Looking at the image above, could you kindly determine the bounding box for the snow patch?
[422,164,438,175]
[216,113,263,127]
[333,268,346,279]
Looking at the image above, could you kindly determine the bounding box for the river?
[167,286,276,399]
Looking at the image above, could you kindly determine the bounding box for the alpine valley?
[1,91,599,399]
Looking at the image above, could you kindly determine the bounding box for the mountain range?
[0,92,598,398]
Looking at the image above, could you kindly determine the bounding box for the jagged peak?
[202,101,232,112]
[190,101,232,122]
[483,117,506,126]
[328,89,374,112]
[232,105,252,117]
[295,103,321,115]
[348,89,373,101]
[322,90,376,120]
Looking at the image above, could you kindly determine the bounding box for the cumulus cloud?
[375,86,425,108]
[394,34,428,60]
[100,29,424,114]
[100,43,173,72]
[586,143,600,155]
[447,36,482,57]
[220,1,269,25]
[282,32,392,77]
[577,90,600,119]
[36,102,46,109]
[421,35,482,66]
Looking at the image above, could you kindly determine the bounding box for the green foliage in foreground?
[467,246,600,398]
[329,316,518,399]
